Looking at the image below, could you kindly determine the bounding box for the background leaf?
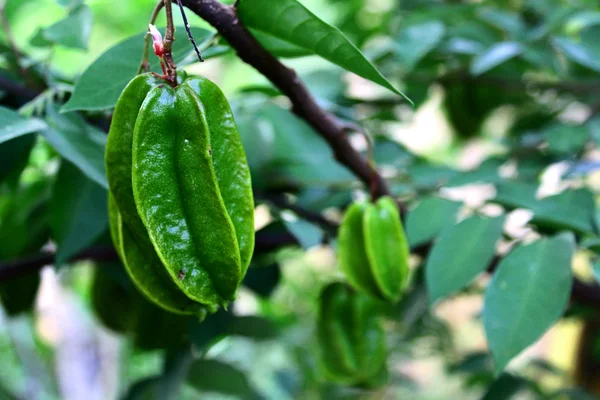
[43,105,107,188]
[0,106,47,143]
[426,215,505,305]
[186,359,260,399]
[405,196,462,248]
[42,4,92,50]
[62,27,214,112]
[471,42,524,75]
[50,161,108,265]
[484,234,574,373]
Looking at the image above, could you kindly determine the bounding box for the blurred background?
[2,0,600,399]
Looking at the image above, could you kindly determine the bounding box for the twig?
[175,0,204,62]
[138,0,165,74]
[261,192,339,234]
[162,0,178,85]
[0,231,297,282]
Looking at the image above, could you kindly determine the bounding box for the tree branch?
[0,230,297,281]
[179,0,391,200]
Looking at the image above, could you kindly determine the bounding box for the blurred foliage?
[1,0,600,399]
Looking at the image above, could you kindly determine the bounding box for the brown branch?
[179,0,391,200]
[0,231,297,281]
[162,0,178,85]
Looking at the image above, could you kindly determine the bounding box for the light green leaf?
[42,4,92,50]
[471,42,524,75]
[187,359,260,399]
[494,182,596,235]
[553,36,600,72]
[395,21,446,70]
[543,123,589,154]
[237,0,411,103]
[405,196,462,248]
[62,27,214,112]
[43,105,107,189]
[282,217,323,249]
[251,30,313,58]
[426,215,505,305]
[484,234,574,373]
[50,161,108,266]
[0,106,47,143]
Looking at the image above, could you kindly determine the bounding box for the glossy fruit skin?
[107,84,207,317]
[106,72,254,311]
[338,196,410,303]
[316,283,387,386]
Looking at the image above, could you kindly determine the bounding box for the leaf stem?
[162,0,178,86]
[138,0,165,75]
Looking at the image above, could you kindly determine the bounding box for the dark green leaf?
[553,36,600,72]
[471,42,524,75]
[187,359,260,400]
[543,123,590,155]
[394,21,446,70]
[243,263,281,298]
[484,234,574,373]
[237,0,411,102]
[50,161,108,265]
[226,316,278,340]
[405,196,462,248]
[62,27,214,112]
[251,30,313,58]
[236,104,354,189]
[282,218,323,249]
[121,377,162,400]
[0,135,36,184]
[494,183,596,234]
[481,374,530,400]
[0,106,47,143]
[426,215,505,305]
[43,105,107,188]
[42,4,92,50]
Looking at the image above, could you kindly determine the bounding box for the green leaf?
[235,103,355,188]
[226,316,278,340]
[553,35,600,72]
[237,0,411,103]
[251,30,313,58]
[121,377,162,400]
[0,135,36,184]
[394,21,446,70]
[62,27,214,112]
[243,262,281,298]
[405,196,462,248]
[484,234,574,373]
[50,161,108,266]
[42,4,92,50]
[471,42,524,75]
[0,106,47,143]
[426,215,505,305]
[187,359,260,399]
[282,217,323,249]
[43,105,107,188]
[543,123,590,155]
[481,374,531,400]
[494,182,596,235]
